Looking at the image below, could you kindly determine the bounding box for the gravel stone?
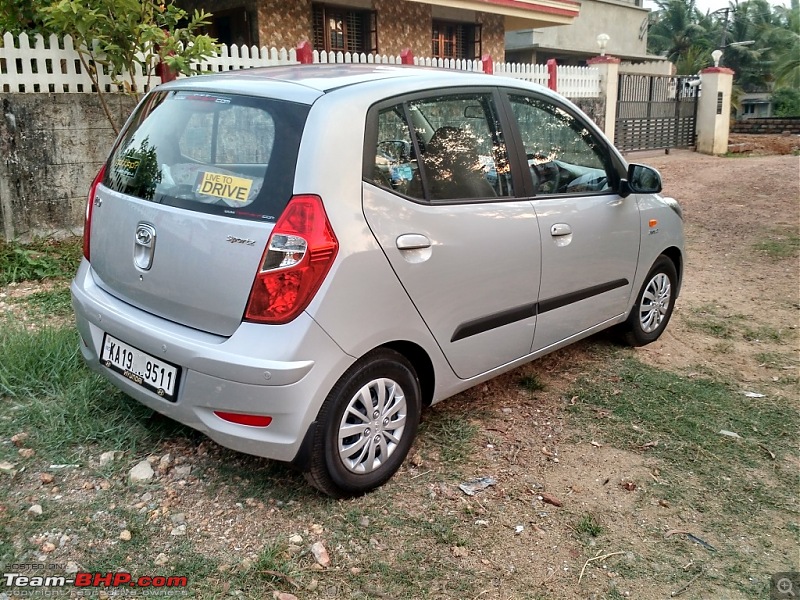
[129,461,155,483]
[172,465,192,478]
[311,541,330,567]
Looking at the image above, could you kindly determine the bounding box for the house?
[738,91,772,119]
[505,0,659,65]
[176,0,581,61]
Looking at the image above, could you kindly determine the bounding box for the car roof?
[161,64,553,105]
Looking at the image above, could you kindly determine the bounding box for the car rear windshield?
[104,90,309,222]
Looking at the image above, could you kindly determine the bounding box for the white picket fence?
[190,43,299,74]
[1,32,601,98]
[0,32,154,93]
[556,65,601,98]
[494,62,550,86]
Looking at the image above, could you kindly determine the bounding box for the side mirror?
[625,163,663,195]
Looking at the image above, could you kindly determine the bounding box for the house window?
[312,3,377,54]
[432,20,481,60]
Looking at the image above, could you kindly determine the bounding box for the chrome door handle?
[396,234,431,250]
[550,223,572,237]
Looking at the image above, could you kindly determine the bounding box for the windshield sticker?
[113,157,140,178]
[196,172,253,203]
[175,92,231,105]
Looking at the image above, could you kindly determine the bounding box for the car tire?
[622,255,677,347]
[305,349,421,498]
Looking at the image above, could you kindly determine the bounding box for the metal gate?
[615,74,700,152]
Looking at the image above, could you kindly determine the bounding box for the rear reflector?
[214,411,273,427]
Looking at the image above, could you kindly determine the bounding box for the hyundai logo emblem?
[136,224,154,247]
[134,223,157,270]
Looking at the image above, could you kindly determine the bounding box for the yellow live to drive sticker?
[196,171,253,202]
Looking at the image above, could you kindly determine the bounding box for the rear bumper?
[71,260,354,463]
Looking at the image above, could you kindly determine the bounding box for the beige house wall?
[506,0,649,62]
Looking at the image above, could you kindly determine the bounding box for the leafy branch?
[42,0,217,134]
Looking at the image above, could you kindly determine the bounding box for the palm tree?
[647,0,714,63]
[772,0,800,88]
[674,44,712,74]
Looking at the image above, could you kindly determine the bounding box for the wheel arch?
[381,340,435,407]
[661,246,683,296]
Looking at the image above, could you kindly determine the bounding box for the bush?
[771,87,800,117]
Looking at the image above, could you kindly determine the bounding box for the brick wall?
[478,13,505,62]
[373,0,431,58]
[257,0,312,49]
[731,118,800,135]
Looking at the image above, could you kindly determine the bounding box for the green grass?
[574,514,603,538]
[568,352,798,517]
[741,324,790,343]
[754,232,800,259]
[685,304,793,344]
[418,411,478,465]
[709,340,734,354]
[253,539,300,586]
[754,351,797,369]
[9,287,74,318]
[0,237,82,285]
[519,374,546,392]
[685,305,738,339]
[0,322,182,463]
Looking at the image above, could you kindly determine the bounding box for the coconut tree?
[648,0,714,63]
[772,0,800,89]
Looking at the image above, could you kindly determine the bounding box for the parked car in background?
[72,65,684,497]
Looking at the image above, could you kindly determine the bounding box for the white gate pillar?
[587,55,620,142]
[696,67,734,155]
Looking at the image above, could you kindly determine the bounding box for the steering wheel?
[530,160,561,194]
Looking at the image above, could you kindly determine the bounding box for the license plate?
[101,334,179,401]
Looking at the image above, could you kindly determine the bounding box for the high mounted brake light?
[244,195,338,324]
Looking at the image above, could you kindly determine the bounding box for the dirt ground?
[2,137,798,600]
[727,133,800,156]
[633,148,799,387]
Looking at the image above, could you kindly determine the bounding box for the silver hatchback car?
[72,65,683,497]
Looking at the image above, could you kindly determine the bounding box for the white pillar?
[696,67,734,155]
[587,55,620,143]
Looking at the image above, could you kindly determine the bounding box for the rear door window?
[367,92,514,202]
[105,90,309,221]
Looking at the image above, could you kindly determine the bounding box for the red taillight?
[244,195,338,324]
[214,411,273,427]
[83,165,106,261]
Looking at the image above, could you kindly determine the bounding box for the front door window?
[508,95,614,196]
